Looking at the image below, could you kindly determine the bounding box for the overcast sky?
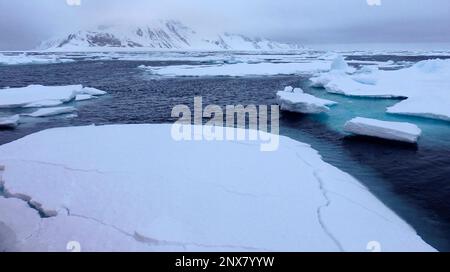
[0,0,450,50]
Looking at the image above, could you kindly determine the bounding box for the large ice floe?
[311,58,450,122]
[344,117,422,144]
[0,85,106,108]
[0,124,434,252]
[0,53,74,65]
[277,86,337,114]
[139,61,331,77]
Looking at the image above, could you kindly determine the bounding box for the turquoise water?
[301,81,450,148]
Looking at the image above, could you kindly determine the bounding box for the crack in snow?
[0,166,57,218]
[313,171,345,252]
[4,159,110,175]
[294,152,344,252]
[63,207,270,251]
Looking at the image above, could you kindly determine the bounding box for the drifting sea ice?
[139,61,331,77]
[310,58,450,122]
[0,53,74,65]
[344,117,422,143]
[277,86,337,114]
[25,106,77,118]
[0,85,107,108]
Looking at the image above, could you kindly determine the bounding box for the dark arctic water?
[0,59,449,251]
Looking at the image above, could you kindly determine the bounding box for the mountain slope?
[38,20,301,51]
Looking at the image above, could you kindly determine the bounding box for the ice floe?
[277,86,337,114]
[0,124,434,251]
[0,115,20,129]
[25,106,77,118]
[310,59,450,121]
[344,117,422,143]
[0,53,74,65]
[0,85,107,108]
[139,61,331,77]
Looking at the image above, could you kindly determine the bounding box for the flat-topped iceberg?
[0,124,434,251]
[0,115,20,129]
[344,117,422,143]
[277,86,337,114]
[26,106,77,118]
[0,85,107,108]
[311,59,450,121]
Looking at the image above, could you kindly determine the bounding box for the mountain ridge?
[38,20,302,51]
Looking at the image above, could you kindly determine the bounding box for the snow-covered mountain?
[38,20,301,51]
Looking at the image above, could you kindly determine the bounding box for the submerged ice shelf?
[0,124,435,252]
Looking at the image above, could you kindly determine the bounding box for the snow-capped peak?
[38,20,301,51]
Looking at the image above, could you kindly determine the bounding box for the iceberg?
[0,115,20,129]
[0,124,434,251]
[344,117,422,143]
[0,85,107,108]
[26,107,77,118]
[277,87,337,114]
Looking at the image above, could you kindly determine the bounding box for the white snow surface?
[0,85,107,108]
[311,59,450,121]
[344,117,422,143]
[26,107,78,118]
[0,124,434,252]
[0,115,20,128]
[277,87,337,114]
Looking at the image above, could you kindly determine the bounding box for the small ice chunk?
[26,107,77,118]
[277,89,337,114]
[283,86,303,93]
[284,86,294,93]
[330,55,350,71]
[0,115,20,128]
[344,117,422,143]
